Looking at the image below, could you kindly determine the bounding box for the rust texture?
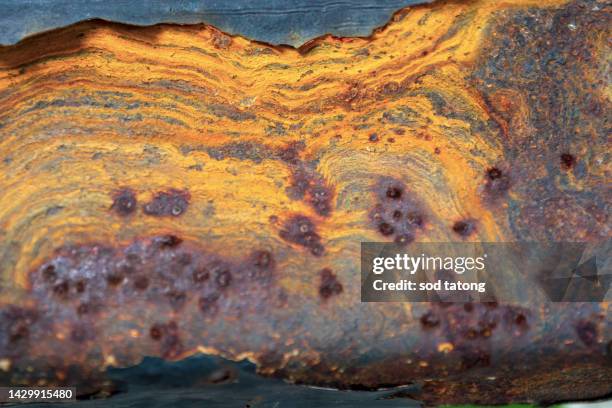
[0,0,610,405]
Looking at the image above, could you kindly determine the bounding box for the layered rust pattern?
[0,0,610,405]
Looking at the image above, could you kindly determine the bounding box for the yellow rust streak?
[0,0,571,287]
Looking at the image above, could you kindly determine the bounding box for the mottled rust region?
[0,0,610,405]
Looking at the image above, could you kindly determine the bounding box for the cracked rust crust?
[0,0,610,405]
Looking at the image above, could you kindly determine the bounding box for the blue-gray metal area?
[0,0,432,47]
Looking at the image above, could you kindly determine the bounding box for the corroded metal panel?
[0,0,610,405]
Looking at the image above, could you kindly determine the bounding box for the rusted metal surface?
[0,0,610,405]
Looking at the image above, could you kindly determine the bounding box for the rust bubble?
[111,188,137,216]
[386,186,403,200]
[143,189,190,217]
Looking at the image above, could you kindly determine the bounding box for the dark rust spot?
[153,234,183,248]
[111,188,137,216]
[386,186,403,200]
[485,301,499,309]
[378,222,395,236]
[276,141,304,165]
[252,250,273,269]
[143,189,190,217]
[192,267,210,284]
[42,264,57,282]
[420,311,440,329]
[560,153,576,170]
[52,280,70,299]
[133,275,149,290]
[1,306,38,346]
[149,321,183,358]
[215,268,232,288]
[575,320,598,347]
[452,219,476,237]
[149,324,163,341]
[279,215,325,257]
[319,268,343,299]
[75,280,86,293]
[486,167,503,180]
[106,271,124,286]
[198,293,220,314]
[483,167,510,199]
[249,250,275,280]
[406,211,424,227]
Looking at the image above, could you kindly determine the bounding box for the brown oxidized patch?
[370,177,426,245]
[25,235,280,336]
[418,302,531,370]
[278,142,335,217]
[143,189,190,217]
